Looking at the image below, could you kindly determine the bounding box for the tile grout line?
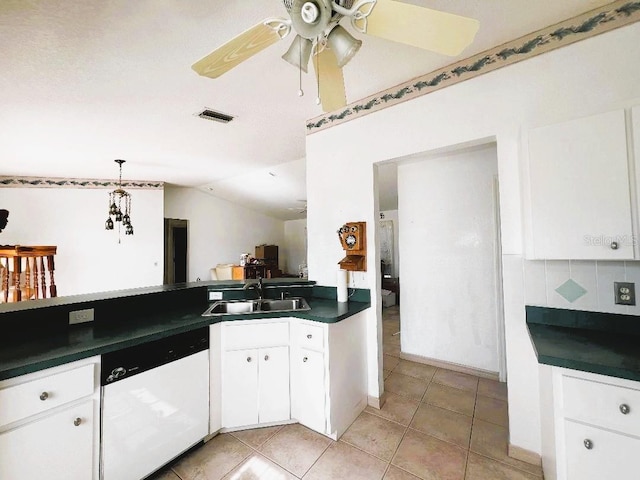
[462,381,480,479]
[297,438,334,479]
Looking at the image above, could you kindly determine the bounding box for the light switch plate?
[614,282,635,305]
[69,308,95,325]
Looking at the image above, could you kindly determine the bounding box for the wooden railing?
[0,245,57,302]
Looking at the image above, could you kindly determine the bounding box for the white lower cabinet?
[290,347,326,433]
[0,400,94,480]
[0,356,100,480]
[220,320,291,429]
[564,419,639,480]
[213,312,369,439]
[222,346,290,428]
[542,367,640,480]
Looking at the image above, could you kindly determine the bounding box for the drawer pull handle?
[39,392,49,401]
[303,356,308,362]
[611,241,619,250]
[246,357,252,363]
[73,418,82,427]
[307,334,312,339]
[584,439,593,450]
[620,404,630,415]
[264,355,269,361]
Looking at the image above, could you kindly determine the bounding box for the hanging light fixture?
[105,159,134,242]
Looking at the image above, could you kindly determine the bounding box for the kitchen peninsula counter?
[0,281,370,381]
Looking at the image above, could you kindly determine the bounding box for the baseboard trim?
[367,391,388,410]
[399,352,499,381]
[508,444,542,466]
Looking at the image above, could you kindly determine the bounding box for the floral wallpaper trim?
[306,0,640,134]
[0,176,164,190]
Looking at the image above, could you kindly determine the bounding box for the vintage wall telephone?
[337,221,367,271]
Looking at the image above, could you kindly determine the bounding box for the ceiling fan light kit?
[192,0,479,112]
[326,25,362,68]
[282,34,314,73]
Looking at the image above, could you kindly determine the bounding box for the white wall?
[283,219,307,276]
[305,23,640,456]
[0,186,164,296]
[379,210,399,278]
[164,187,285,281]
[398,145,499,373]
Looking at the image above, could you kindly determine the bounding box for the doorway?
[164,218,188,284]
[376,142,506,379]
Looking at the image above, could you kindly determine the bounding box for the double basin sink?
[202,297,310,316]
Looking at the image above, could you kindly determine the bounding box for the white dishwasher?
[101,328,209,480]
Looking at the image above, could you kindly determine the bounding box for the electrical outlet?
[208,291,223,301]
[69,308,95,325]
[614,282,635,306]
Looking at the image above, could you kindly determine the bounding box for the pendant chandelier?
[105,159,134,241]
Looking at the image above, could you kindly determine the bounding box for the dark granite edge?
[536,353,640,383]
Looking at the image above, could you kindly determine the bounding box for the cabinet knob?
[584,439,593,450]
[264,354,269,361]
[611,241,619,250]
[303,356,308,362]
[620,403,630,415]
[246,357,252,363]
[39,392,49,401]
[307,334,312,339]
[73,417,82,427]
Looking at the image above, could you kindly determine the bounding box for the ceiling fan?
[192,0,479,113]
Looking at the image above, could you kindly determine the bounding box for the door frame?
[164,218,188,284]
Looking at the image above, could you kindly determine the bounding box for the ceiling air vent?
[197,108,234,124]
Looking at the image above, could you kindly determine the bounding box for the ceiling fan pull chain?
[298,38,304,97]
[315,45,321,106]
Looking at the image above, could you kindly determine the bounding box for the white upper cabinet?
[525,109,635,260]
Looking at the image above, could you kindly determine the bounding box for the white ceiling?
[0,0,612,220]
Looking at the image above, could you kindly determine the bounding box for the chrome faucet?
[243,276,264,299]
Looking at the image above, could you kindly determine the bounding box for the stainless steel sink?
[201,297,310,316]
[258,298,309,312]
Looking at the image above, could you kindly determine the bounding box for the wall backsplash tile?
[544,261,570,309]
[523,260,547,306]
[566,260,598,311]
[524,259,635,315]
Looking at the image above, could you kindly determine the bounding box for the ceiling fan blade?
[314,47,346,113]
[192,19,288,79]
[363,0,479,56]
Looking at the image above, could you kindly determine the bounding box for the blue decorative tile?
[555,279,588,303]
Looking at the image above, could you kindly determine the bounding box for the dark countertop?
[526,306,640,382]
[0,295,370,381]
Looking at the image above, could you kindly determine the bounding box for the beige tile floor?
[150,306,542,480]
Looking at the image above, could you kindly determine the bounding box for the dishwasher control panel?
[101,327,209,385]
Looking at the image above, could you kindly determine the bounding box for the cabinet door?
[290,347,326,434]
[222,349,258,428]
[527,109,633,259]
[564,420,638,480]
[258,346,290,424]
[0,400,95,480]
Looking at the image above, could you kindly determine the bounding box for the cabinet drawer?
[224,322,289,350]
[291,322,324,352]
[564,419,639,480]
[0,364,95,428]
[562,374,640,436]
